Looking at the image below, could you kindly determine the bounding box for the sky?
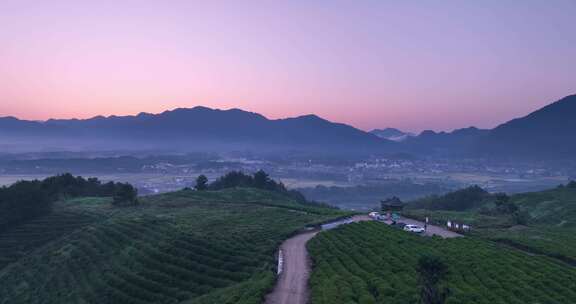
[1,0,575,132]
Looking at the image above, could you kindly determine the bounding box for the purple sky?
[1,0,575,132]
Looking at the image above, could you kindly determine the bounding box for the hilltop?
[479,94,576,158]
[0,186,348,304]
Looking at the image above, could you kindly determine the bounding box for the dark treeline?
[412,181,576,213]
[0,174,137,232]
[409,185,490,211]
[409,185,535,225]
[195,170,333,208]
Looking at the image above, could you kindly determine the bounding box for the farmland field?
[476,226,576,263]
[308,222,576,304]
[0,188,348,304]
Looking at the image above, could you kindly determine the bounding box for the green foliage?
[299,182,451,210]
[208,170,286,193]
[403,209,512,229]
[195,175,208,191]
[477,226,576,262]
[408,184,576,263]
[0,180,52,232]
[0,188,347,304]
[0,174,139,232]
[206,170,334,209]
[112,183,138,206]
[409,186,490,211]
[493,193,518,214]
[417,255,450,304]
[308,222,576,304]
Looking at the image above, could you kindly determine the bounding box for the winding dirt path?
[264,215,370,304]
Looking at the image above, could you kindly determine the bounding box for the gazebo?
[381,197,404,222]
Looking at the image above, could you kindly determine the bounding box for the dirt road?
[398,217,462,238]
[264,215,456,304]
[265,215,370,304]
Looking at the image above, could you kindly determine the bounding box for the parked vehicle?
[368,212,380,219]
[403,224,425,233]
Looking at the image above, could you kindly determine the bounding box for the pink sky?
[1,0,575,132]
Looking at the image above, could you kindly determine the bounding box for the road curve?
[264,215,370,304]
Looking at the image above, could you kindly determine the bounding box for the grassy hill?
[308,222,576,304]
[0,187,348,304]
[405,184,576,262]
[511,185,576,227]
[478,185,576,262]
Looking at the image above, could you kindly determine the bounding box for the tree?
[1,174,141,230]
[494,193,509,206]
[0,180,52,232]
[417,255,450,304]
[568,181,576,189]
[494,193,518,214]
[253,170,270,189]
[195,175,208,191]
[512,211,529,225]
[113,183,138,206]
[411,186,489,211]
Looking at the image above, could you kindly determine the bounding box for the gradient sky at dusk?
[1,0,575,132]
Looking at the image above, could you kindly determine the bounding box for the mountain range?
[0,107,393,154]
[0,94,574,159]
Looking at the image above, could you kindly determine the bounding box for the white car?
[403,224,425,233]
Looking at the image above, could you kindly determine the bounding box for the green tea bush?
[308,222,576,304]
[0,188,348,304]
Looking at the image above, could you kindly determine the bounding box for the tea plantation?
[405,184,576,263]
[308,222,576,304]
[0,188,347,304]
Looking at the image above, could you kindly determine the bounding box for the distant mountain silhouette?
[1,95,574,159]
[0,107,393,154]
[404,127,489,156]
[401,94,576,159]
[370,128,413,141]
[478,94,576,159]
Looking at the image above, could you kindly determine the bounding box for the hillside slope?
[406,183,576,261]
[308,222,576,304]
[0,188,347,304]
[512,185,576,227]
[478,94,576,158]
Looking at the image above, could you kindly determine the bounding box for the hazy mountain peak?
[370,128,413,142]
[0,116,20,121]
[477,94,576,158]
[296,114,324,121]
[418,130,437,137]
